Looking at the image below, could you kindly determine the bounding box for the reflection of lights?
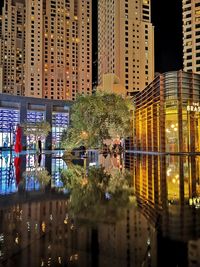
[41,222,46,232]
[58,257,62,264]
[172,178,176,184]
[89,162,96,166]
[64,219,68,224]
[48,257,51,267]
[70,224,74,230]
[15,237,19,244]
[174,128,177,131]
[171,124,175,128]
[50,214,53,221]
[0,234,4,242]
[167,168,172,176]
[166,128,170,133]
[147,238,150,245]
[70,254,79,261]
[27,222,30,231]
[175,174,179,178]
[189,197,200,207]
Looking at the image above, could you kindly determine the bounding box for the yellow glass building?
[133,70,200,153]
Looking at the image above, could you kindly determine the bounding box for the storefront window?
[0,108,19,148]
[52,112,69,149]
[26,111,45,150]
[165,101,179,152]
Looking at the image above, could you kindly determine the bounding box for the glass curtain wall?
[134,71,200,153]
[26,111,45,150]
[52,112,69,149]
[0,108,19,148]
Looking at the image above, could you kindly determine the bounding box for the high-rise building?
[0,0,92,100]
[25,0,43,98]
[183,0,200,73]
[1,0,25,96]
[98,0,154,96]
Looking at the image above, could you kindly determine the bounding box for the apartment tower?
[183,0,200,73]
[98,0,154,96]
[1,0,25,96]
[0,0,92,100]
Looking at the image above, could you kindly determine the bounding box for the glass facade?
[133,71,200,153]
[26,111,45,150]
[0,108,19,148]
[0,94,72,150]
[52,112,69,149]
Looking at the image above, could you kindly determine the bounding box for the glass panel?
[52,112,69,149]
[165,101,178,152]
[26,111,45,150]
[0,108,19,148]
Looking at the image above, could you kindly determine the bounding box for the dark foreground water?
[0,151,200,267]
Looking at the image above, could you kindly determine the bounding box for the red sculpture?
[14,157,21,185]
[14,125,22,153]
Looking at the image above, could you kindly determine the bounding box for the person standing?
[38,138,42,154]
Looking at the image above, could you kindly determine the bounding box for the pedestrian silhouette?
[38,139,42,153]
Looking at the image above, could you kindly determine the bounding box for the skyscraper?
[98,0,154,96]
[0,0,92,100]
[1,0,25,96]
[183,0,200,74]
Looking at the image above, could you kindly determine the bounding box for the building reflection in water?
[0,152,18,195]
[0,151,158,267]
[2,151,200,266]
[0,200,157,267]
[126,153,200,267]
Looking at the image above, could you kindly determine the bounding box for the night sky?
[0,0,183,75]
[151,0,183,73]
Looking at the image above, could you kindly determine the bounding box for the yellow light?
[171,124,175,128]
[41,222,46,232]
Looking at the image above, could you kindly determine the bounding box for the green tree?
[62,92,132,150]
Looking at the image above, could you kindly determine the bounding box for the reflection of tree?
[61,165,133,223]
[22,155,51,188]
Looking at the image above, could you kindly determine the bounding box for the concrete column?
[45,103,52,150]
[20,101,27,149]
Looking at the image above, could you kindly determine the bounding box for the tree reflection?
[61,165,134,223]
[22,154,51,188]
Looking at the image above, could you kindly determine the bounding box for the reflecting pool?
[0,151,200,266]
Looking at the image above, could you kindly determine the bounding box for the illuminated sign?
[187,102,200,112]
